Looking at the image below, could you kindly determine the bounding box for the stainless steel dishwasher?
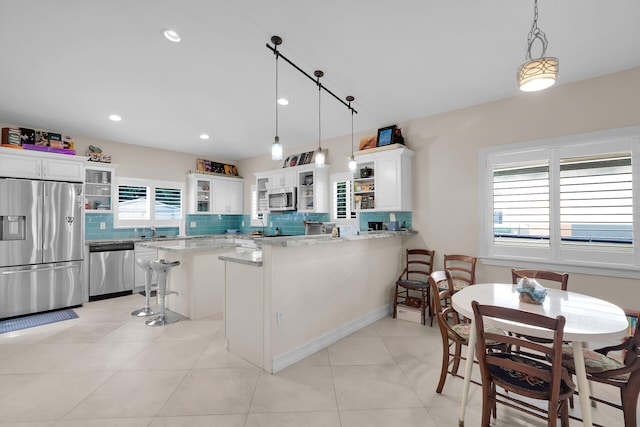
[88,242,135,300]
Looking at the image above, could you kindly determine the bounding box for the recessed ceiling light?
[108,114,122,122]
[163,29,181,43]
[200,134,210,140]
[277,98,289,106]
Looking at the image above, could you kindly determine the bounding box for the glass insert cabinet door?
[85,167,113,212]
[197,179,211,212]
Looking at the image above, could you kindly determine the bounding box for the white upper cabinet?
[353,146,413,212]
[269,169,297,190]
[255,171,270,215]
[255,164,330,213]
[0,148,85,182]
[85,163,118,212]
[297,164,329,213]
[187,174,243,214]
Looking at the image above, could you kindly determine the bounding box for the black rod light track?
[266,36,357,115]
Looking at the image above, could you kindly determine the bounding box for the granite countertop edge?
[218,251,263,266]
[85,230,417,249]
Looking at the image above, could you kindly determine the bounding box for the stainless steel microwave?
[268,187,297,211]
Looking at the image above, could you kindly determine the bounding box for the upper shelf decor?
[2,126,76,155]
[86,145,112,163]
[282,151,315,168]
[195,158,239,177]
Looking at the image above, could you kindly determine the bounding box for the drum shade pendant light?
[347,95,357,171]
[517,0,558,92]
[271,36,283,161]
[314,70,326,167]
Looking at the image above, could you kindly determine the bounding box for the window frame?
[479,125,640,279]
[114,177,185,228]
[331,172,359,226]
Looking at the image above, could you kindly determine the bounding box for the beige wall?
[241,67,640,308]
[3,66,639,307]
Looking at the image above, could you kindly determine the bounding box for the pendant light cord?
[318,82,321,151]
[275,52,279,138]
[316,71,322,152]
[525,0,548,60]
[347,96,355,155]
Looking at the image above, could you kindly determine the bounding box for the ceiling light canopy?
[163,29,181,43]
[108,114,122,122]
[200,134,210,140]
[517,0,558,92]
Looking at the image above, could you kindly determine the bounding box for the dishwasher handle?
[89,242,135,252]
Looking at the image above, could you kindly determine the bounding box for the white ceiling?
[1,1,640,161]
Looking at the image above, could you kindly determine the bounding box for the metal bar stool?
[146,259,181,326]
[131,257,160,317]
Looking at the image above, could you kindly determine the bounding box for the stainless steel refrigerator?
[0,178,84,319]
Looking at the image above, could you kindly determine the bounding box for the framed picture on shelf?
[289,155,299,167]
[376,125,397,147]
[359,135,376,151]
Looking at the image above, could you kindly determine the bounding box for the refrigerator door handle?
[2,265,80,275]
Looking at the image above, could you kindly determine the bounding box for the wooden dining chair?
[560,309,640,427]
[393,249,434,325]
[512,268,569,291]
[444,254,477,292]
[472,301,576,427]
[511,268,570,350]
[429,271,507,394]
[429,254,477,326]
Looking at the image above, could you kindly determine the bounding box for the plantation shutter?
[492,162,550,247]
[559,154,632,248]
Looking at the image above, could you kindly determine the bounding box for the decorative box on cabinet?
[85,163,118,212]
[353,146,413,212]
[187,174,243,214]
[0,147,85,182]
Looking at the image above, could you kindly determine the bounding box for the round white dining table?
[451,283,629,427]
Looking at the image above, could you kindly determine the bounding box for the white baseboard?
[271,304,391,374]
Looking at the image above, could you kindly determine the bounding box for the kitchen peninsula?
[138,238,239,320]
[219,231,414,373]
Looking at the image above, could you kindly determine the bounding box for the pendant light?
[517,0,558,92]
[271,36,283,160]
[346,95,357,171]
[314,70,325,167]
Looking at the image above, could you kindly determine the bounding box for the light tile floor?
[0,294,634,426]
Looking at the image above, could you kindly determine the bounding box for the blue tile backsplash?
[84,213,180,241]
[85,211,412,240]
[359,211,412,231]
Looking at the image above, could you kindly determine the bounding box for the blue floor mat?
[0,309,78,334]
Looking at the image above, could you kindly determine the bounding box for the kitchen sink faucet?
[151,226,156,238]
